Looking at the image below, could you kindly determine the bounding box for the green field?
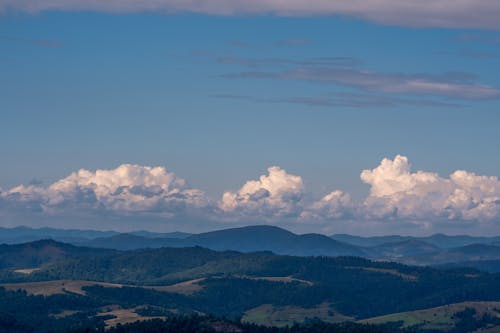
[1,280,124,296]
[242,303,353,327]
[98,306,168,327]
[360,301,500,330]
[0,279,204,296]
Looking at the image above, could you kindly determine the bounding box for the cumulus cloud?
[361,155,500,221]
[220,166,305,219]
[1,164,209,218]
[301,190,353,221]
[2,1,500,30]
[1,159,500,228]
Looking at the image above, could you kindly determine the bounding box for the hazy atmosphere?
[1,1,500,235]
[3,3,500,333]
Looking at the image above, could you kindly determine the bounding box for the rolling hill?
[403,243,500,266]
[332,232,500,249]
[0,226,118,244]
[1,240,500,332]
[370,239,441,259]
[4,225,500,269]
[1,242,500,320]
[82,225,365,257]
[0,239,116,270]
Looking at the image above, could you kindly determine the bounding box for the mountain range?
[2,225,500,269]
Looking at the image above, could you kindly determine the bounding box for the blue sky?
[1,2,500,235]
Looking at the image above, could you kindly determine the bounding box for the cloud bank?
[2,1,500,30]
[361,155,500,221]
[1,157,500,230]
[1,164,209,218]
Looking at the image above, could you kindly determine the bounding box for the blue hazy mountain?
[331,233,500,249]
[0,226,118,244]
[83,225,365,257]
[370,239,441,259]
[3,225,500,268]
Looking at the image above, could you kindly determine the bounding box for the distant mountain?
[185,225,297,252]
[128,231,192,239]
[83,225,365,257]
[85,233,183,250]
[332,233,500,249]
[370,239,441,259]
[0,239,115,270]
[419,234,500,249]
[0,226,191,245]
[402,243,500,266]
[331,234,413,247]
[187,226,365,256]
[287,233,365,257]
[0,226,118,244]
[4,225,500,269]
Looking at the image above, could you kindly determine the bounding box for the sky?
[1,1,500,235]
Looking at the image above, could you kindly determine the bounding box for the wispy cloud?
[2,1,500,30]
[221,59,500,100]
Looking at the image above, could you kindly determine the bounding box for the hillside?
[0,226,118,244]
[370,239,441,259]
[1,240,500,331]
[4,226,500,270]
[361,301,500,331]
[82,225,365,257]
[331,233,500,249]
[0,239,116,270]
[403,244,500,266]
[331,234,413,247]
[82,233,184,250]
[1,241,500,317]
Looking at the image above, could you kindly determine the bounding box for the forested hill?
[1,241,500,317]
[1,240,500,332]
[83,225,365,257]
[0,239,116,270]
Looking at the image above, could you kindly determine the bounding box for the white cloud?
[300,190,353,221]
[361,155,500,221]
[220,166,305,219]
[2,164,209,217]
[1,159,500,228]
[2,0,500,29]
